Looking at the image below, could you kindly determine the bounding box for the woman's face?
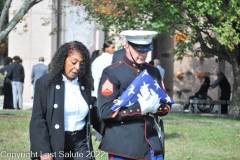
[64,50,82,81]
[105,44,115,54]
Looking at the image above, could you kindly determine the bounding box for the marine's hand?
[150,89,161,113]
[137,88,160,115]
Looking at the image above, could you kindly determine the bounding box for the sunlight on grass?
[164,114,240,160]
[0,111,239,160]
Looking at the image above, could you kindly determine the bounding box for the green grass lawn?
[0,110,239,160]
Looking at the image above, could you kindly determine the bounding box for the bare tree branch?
[0,0,12,30]
[0,0,43,43]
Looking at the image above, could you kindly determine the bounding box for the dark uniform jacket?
[97,56,170,160]
[111,48,126,64]
[30,74,100,160]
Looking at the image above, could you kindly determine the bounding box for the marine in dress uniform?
[97,30,171,160]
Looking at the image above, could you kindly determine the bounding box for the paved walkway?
[0,95,221,114]
[171,102,219,114]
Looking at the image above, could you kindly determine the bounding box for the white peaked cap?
[120,30,158,45]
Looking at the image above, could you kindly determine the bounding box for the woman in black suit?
[30,41,100,160]
[0,57,13,109]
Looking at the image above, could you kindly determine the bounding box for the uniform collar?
[123,55,142,69]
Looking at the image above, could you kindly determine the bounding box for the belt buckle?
[71,131,77,135]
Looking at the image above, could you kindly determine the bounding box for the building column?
[152,32,174,97]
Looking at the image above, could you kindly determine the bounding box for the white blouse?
[62,75,89,131]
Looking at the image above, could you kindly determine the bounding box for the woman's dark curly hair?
[47,41,92,90]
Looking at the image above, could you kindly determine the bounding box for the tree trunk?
[228,55,240,117]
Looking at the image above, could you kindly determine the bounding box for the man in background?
[154,59,165,80]
[31,57,48,97]
[209,67,231,114]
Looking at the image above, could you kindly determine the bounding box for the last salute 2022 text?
[59,151,106,158]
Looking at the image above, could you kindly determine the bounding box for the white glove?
[137,87,160,115]
[150,90,161,114]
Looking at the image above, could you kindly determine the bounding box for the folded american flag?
[111,69,175,111]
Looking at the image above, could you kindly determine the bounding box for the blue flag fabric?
[111,69,175,111]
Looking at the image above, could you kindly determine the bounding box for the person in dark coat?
[183,76,210,111]
[6,56,25,110]
[0,57,13,109]
[210,67,231,114]
[97,30,171,160]
[31,56,48,98]
[111,48,126,64]
[30,41,101,160]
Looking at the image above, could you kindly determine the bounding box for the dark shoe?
[183,104,189,110]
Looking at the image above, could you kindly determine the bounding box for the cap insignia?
[144,35,149,39]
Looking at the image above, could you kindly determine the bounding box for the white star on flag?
[165,96,171,103]
[115,99,124,106]
[154,81,160,90]
[142,70,148,77]
[141,82,150,90]
[128,84,135,96]
[126,101,135,107]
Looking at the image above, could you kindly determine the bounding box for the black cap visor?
[128,41,153,52]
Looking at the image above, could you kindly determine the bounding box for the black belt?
[65,129,85,136]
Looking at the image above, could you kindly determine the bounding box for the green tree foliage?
[84,0,240,116]
[85,0,239,59]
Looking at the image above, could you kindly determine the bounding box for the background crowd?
[0,56,48,110]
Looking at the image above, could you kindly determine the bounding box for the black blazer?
[29,74,100,160]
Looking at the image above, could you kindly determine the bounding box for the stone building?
[8,0,233,105]
[152,33,233,101]
[8,0,104,104]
